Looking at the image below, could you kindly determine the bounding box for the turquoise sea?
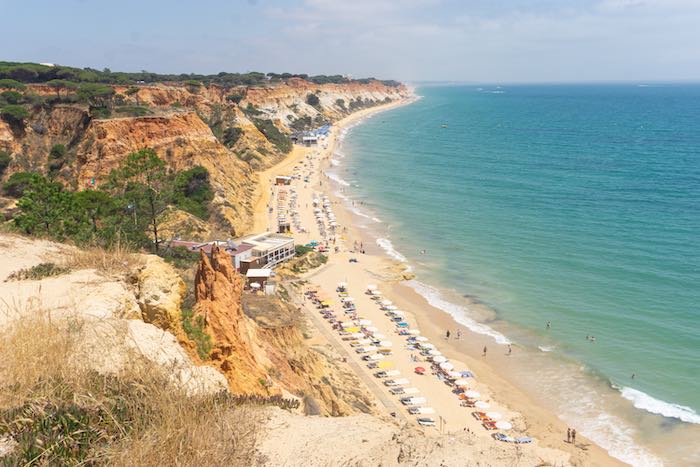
[328,84,700,466]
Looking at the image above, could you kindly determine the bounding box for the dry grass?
[64,239,146,276]
[0,309,261,466]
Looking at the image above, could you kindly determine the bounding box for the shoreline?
[254,96,626,466]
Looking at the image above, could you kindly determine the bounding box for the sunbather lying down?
[493,433,533,444]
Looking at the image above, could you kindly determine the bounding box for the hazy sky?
[3,0,700,83]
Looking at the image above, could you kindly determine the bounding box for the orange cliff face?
[0,79,412,236]
[193,245,271,395]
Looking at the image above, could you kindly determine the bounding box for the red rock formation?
[193,245,271,395]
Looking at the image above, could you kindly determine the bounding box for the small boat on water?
[441,123,448,128]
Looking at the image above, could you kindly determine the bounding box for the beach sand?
[254,99,626,466]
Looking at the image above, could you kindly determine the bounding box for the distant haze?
[3,0,700,83]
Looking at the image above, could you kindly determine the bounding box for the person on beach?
[567,428,571,443]
[457,330,462,340]
[446,330,451,340]
[507,344,512,355]
[546,321,551,329]
[572,429,577,444]
[482,346,487,356]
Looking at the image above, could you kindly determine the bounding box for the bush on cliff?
[0,150,10,177]
[171,166,214,220]
[253,118,292,154]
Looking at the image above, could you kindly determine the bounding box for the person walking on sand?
[572,429,577,444]
[446,330,451,340]
[567,428,571,443]
[507,344,512,355]
[457,330,462,340]
[482,346,487,356]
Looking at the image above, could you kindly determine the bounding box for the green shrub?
[295,245,313,257]
[0,90,23,105]
[305,93,320,107]
[0,150,10,176]
[1,104,29,125]
[171,166,214,219]
[181,307,212,359]
[3,171,42,197]
[114,105,151,117]
[252,118,291,154]
[223,127,243,147]
[6,262,70,281]
[0,78,27,89]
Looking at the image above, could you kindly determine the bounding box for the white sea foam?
[406,280,512,345]
[330,159,341,166]
[620,387,700,424]
[538,345,555,352]
[376,238,408,262]
[371,217,382,223]
[325,171,350,186]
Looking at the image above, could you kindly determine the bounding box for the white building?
[236,232,295,269]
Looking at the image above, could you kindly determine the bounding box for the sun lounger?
[493,433,516,443]
[482,420,497,430]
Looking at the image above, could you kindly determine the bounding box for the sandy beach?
[254,98,626,466]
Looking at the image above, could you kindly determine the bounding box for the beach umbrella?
[350,333,364,338]
[365,326,379,333]
[432,356,447,363]
[486,412,503,420]
[342,321,358,328]
[368,354,384,360]
[359,319,372,326]
[415,336,429,342]
[371,291,382,297]
[446,370,461,378]
[380,300,393,306]
[464,390,481,399]
[495,421,512,430]
[414,367,426,374]
[250,283,261,289]
[391,310,405,316]
[427,350,442,356]
[384,305,398,311]
[366,284,378,291]
[474,401,490,409]
[337,282,347,288]
[344,327,360,333]
[377,361,393,368]
[406,329,420,335]
[373,333,386,339]
[378,340,393,347]
[454,379,470,387]
[341,297,354,302]
[421,343,435,350]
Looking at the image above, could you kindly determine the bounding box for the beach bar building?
[275,175,292,186]
[235,231,295,272]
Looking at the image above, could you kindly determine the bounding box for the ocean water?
[330,84,700,466]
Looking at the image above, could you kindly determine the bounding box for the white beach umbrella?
[371,291,382,297]
[250,283,261,289]
[406,329,420,335]
[366,284,378,291]
[486,412,503,420]
[431,356,447,363]
[446,371,461,378]
[454,379,470,387]
[495,421,512,430]
[342,321,358,328]
[337,281,347,288]
[421,343,435,350]
[391,310,405,316]
[439,362,455,371]
[474,401,490,409]
[464,390,481,399]
[368,354,385,361]
[427,350,442,356]
[414,336,429,342]
[358,319,372,326]
[378,341,393,348]
[373,333,386,339]
[365,326,379,333]
[384,305,398,311]
[350,333,364,338]
[380,300,393,306]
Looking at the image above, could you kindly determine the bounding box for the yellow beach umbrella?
[377,361,394,369]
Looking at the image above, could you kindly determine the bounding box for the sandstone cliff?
[192,245,377,415]
[0,80,411,236]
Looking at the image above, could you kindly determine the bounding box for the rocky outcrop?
[193,245,271,395]
[136,255,187,331]
[0,233,227,395]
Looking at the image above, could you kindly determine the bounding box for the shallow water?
[328,84,700,466]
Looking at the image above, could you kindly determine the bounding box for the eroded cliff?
[0,79,411,236]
